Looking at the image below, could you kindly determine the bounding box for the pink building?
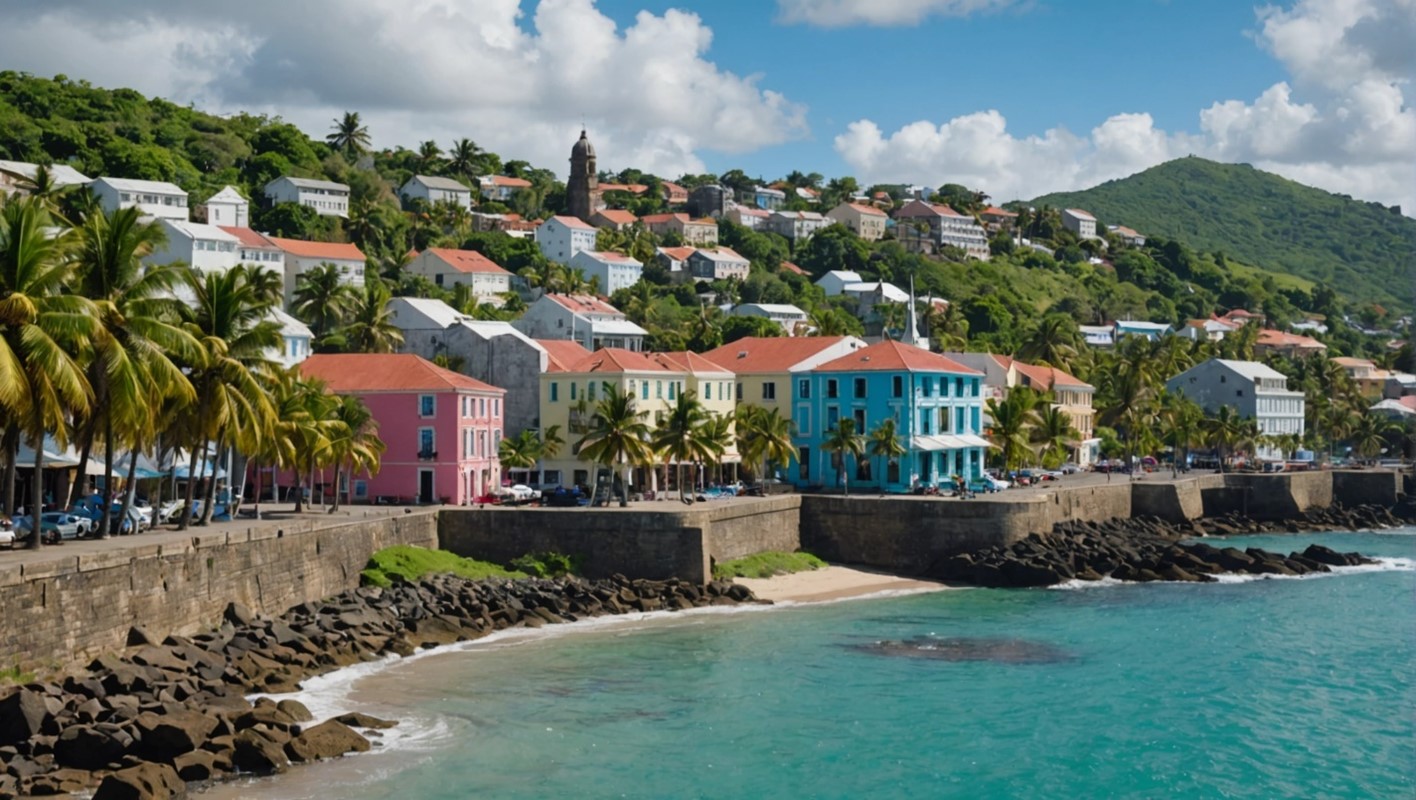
[300,354,506,505]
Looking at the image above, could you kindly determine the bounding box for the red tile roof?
[420,248,510,275]
[593,209,638,225]
[991,355,1091,389]
[649,351,732,375]
[814,340,981,374]
[218,226,280,249]
[599,183,649,195]
[535,339,592,373]
[657,246,697,262]
[841,202,887,217]
[779,260,807,276]
[301,354,501,393]
[546,293,622,316]
[640,213,687,225]
[266,236,365,262]
[548,215,596,231]
[895,200,966,219]
[1065,208,1095,221]
[980,206,1018,218]
[1257,329,1326,349]
[487,175,532,188]
[661,181,687,197]
[569,348,675,374]
[702,337,859,373]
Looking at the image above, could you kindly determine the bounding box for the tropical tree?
[577,386,654,507]
[1018,314,1080,370]
[1031,404,1078,469]
[868,417,908,489]
[446,138,482,181]
[1202,405,1245,472]
[338,280,403,353]
[327,394,384,511]
[292,264,357,342]
[986,389,1040,471]
[1157,391,1203,477]
[821,418,866,495]
[735,405,795,482]
[416,140,442,172]
[327,112,372,161]
[497,429,541,473]
[653,391,712,500]
[1349,414,1397,464]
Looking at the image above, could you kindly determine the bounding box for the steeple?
[567,128,600,223]
[904,274,927,350]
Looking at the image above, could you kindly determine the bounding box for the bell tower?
[568,129,600,223]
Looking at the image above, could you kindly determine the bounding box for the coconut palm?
[416,140,443,172]
[822,418,866,496]
[338,280,403,354]
[292,264,357,341]
[653,390,712,500]
[1018,314,1080,370]
[577,386,654,507]
[868,417,908,489]
[446,138,482,181]
[327,111,371,160]
[1031,404,1078,469]
[327,394,383,512]
[0,198,99,538]
[699,412,736,485]
[735,405,795,482]
[16,164,75,217]
[1157,391,1203,477]
[986,389,1040,471]
[1202,405,1245,472]
[1349,414,1397,464]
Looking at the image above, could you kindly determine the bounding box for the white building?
[1062,208,1098,239]
[892,200,990,259]
[479,175,532,201]
[1079,325,1115,347]
[732,303,808,335]
[1165,359,1306,462]
[89,177,189,220]
[268,307,314,368]
[686,247,750,282]
[263,176,350,218]
[816,270,864,296]
[197,186,250,228]
[400,175,475,211]
[149,220,241,273]
[218,226,286,272]
[767,210,828,242]
[266,237,366,303]
[0,160,90,196]
[535,215,598,265]
[568,250,644,295]
[407,248,512,299]
[727,206,770,230]
[513,294,647,353]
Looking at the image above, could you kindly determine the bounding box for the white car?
[502,484,541,504]
[0,519,14,549]
[981,474,1011,491]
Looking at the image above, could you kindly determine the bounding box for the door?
[418,470,434,504]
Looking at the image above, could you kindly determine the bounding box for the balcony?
[417,450,438,461]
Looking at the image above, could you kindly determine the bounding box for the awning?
[910,434,991,451]
[955,434,993,449]
[910,435,950,452]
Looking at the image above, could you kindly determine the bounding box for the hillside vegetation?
[1032,157,1416,308]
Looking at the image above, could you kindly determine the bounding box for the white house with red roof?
[513,293,647,353]
[266,236,366,301]
[569,250,644,294]
[794,340,988,492]
[407,248,512,300]
[536,215,598,264]
[726,206,770,230]
[479,174,532,202]
[893,200,990,259]
[825,202,888,241]
[299,353,505,505]
[219,226,286,271]
[148,219,241,273]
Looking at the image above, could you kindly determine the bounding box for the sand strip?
[734,565,954,603]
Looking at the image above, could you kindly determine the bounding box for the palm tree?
[498,429,541,473]
[416,140,442,173]
[327,394,383,511]
[535,424,565,486]
[577,386,655,507]
[1349,414,1396,465]
[0,198,99,538]
[1202,405,1244,472]
[868,418,907,489]
[69,206,197,534]
[17,164,75,217]
[735,405,795,482]
[1031,404,1078,469]
[446,138,482,181]
[1018,314,1080,370]
[327,112,371,161]
[338,280,403,353]
[699,412,736,486]
[821,418,865,496]
[1157,391,1202,477]
[653,391,711,500]
[292,264,357,341]
[986,390,1040,472]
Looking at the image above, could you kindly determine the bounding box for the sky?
[1,0,1413,212]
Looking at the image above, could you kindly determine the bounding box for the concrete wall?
[0,513,437,673]
[702,496,802,563]
[1332,470,1401,508]
[1132,476,1219,522]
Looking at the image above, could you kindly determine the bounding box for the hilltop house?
[1255,329,1327,358]
[263,177,350,218]
[641,213,719,245]
[568,251,644,295]
[265,237,366,302]
[90,177,189,220]
[978,206,1018,233]
[750,186,786,210]
[726,206,769,230]
[400,175,475,211]
[589,209,639,231]
[406,248,511,301]
[218,226,285,272]
[535,215,598,265]
[300,354,505,505]
[513,294,647,352]
[148,220,241,274]
[0,160,89,197]
[1166,358,1305,462]
[892,200,989,259]
[268,307,314,369]
[685,247,749,283]
[194,186,250,228]
[655,246,696,279]
[1061,208,1098,239]
[479,175,532,202]
[767,210,828,242]
[825,202,888,241]
[660,181,689,205]
[731,303,808,335]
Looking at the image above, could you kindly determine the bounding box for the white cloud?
[834,0,1416,214]
[776,0,1017,27]
[0,0,807,179]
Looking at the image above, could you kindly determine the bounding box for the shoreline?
[734,564,954,603]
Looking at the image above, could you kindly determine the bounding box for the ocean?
[203,530,1415,799]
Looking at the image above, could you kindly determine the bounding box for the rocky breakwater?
[0,574,758,799]
[930,516,1378,589]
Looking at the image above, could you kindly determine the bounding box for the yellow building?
[701,336,867,425]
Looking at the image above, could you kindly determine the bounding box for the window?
[799,447,810,480]
[494,399,500,417]
[705,383,712,400]
[853,408,866,430]
[419,395,435,417]
[763,382,776,400]
[419,428,435,457]
[955,377,964,396]
[656,381,663,399]
[827,406,839,429]
[354,480,368,499]
[589,382,597,401]
[892,376,903,398]
[669,382,677,400]
[922,378,933,397]
[1237,390,1244,397]
[736,382,743,401]
[854,378,867,399]
[642,381,650,400]
[571,383,577,400]
[551,382,559,402]
[827,379,838,399]
[798,379,811,399]
[957,407,966,433]
[921,411,932,434]
[938,407,951,433]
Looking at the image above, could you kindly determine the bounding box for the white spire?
[905,274,927,350]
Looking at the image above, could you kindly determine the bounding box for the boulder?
[92,761,186,800]
[24,767,93,796]
[223,602,256,627]
[284,720,371,763]
[230,729,289,775]
[126,626,161,647]
[133,710,220,762]
[275,699,314,723]
[172,749,217,782]
[54,724,129,770]
[333,712,398,730]
[0,689,51,746]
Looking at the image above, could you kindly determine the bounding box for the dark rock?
[223,602,256,627]
[0,689,51,746]
[92,761,186,800]
[54,724,128,770]
[172,749,217,782]
[132,710,219,762]
[25,767,92,796]
[126,626,161,647]
[230,729,289,775]
[333,713,398,730]
[275,699,313,723]
[284,720,370,763]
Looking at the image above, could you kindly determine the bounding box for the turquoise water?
[213,531,1415,799]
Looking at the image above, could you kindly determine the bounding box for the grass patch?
[361,545,526,587]
[0,664,35,685]
[713,551,827,580]
[507,551,582,579]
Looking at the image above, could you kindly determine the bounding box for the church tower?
[567,129,600,223]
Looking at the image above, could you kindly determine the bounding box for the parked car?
[1040,470,1064,481]
[543,486,589,507]
[1061,464,1082,474]
[36,512,91,539]
[13,515,62,544]
[0,518,14,549]
[981,474,1011,492]
[502,484,541,504]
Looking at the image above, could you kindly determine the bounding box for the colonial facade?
[825,202,888,241]
[513,294,647,353]
[407,248,511,300]
[702,336,867,428]
[263,177,350,218]
[893,200,989,259]
[90,177,189,220]
[400,175,475,211]
[535,215,598,265]
[265,237,366,303]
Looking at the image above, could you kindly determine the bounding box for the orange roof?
[594,209,638,225]
[1256,329,1326,349]
[535,339,591,373]
[779,261,807,276]
[661,181,687,196]
[1224,309,1262,318]
[487,175,532,188]
[567,348,675,374]
[702,337,859,373]
[649,351,732,375]
[546,293,622,316]
[814,340,981,374]
[300,354,501,393]
[420,248,510,275]
[658,246,697,262]
[599,183,649,194]
[266,236,365,262]
[218,226,280,249]
[981,206,1018,218]
[896,200,966,219]
[992,355,1090,389]
[640,212,687,225]
[1332,356,1375,368]
[842,202,887,217]
[548,215,596,231]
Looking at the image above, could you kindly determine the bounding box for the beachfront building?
[1061,208,1098,239]
[407,248,512,300]
[892,200,989,259]
[649,350,741,470]
[90,177,190,220]
[793,340,988,492]
[148,220,241,274]
[702,335,867,430]
[513,293,647,353]
[1166,358,1305,462]
[263,177,350,218]
[731,303,808,335]
[0,160,89,197]
[536,215,598,265]
[943,353,1099,466]
[400,175,476,211]
[568,250,644,295]
[266,237,366,303]
[301,354,504,505]
[825,202,888,241]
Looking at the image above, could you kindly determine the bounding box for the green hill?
[1032,157,1416,309]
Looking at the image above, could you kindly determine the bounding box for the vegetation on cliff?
[360,545,525,587]
[713,551,827,580]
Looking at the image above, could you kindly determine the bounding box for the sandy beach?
[734,564,954,603]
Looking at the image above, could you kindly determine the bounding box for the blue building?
[789,340,989,492]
